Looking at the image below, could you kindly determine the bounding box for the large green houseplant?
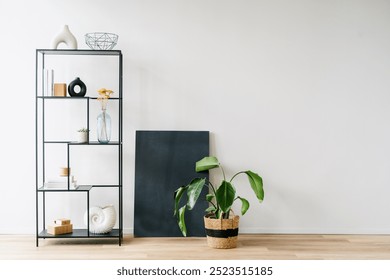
[173,156,264,248]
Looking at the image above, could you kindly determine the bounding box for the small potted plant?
[77,128,89,143]
[174,156,264,249]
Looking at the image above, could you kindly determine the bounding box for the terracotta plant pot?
[204,214,240,249]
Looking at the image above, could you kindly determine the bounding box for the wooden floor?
[1,234,390,260]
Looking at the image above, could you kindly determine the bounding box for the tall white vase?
[51,25,78,49]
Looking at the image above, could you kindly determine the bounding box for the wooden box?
[54,83,67,97]
[54,218,71,225]
[47,224,73,235]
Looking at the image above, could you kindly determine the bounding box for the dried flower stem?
[97,88,114,110]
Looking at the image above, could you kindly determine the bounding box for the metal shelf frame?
[35,49,123,246]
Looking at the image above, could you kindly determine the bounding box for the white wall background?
[1,0,390,234]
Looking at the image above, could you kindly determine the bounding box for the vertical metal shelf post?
[87,98,90,143]
[119,52,123,245]
[35,50,39,247]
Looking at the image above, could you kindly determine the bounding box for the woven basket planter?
[204,214,240,249]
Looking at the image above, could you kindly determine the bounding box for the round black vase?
[68,77,87,97]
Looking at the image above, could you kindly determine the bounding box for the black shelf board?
[44,141,70,144]
[38,229,121,238]
[44,141,121,145]
[90,184,121,188]
[38,185,92,192]
[37,96,120,100]
[69,141,121,145]
[73,141,120,146]
[37,96,87,99]
[89,97,120,100]
[36,49,122,56]
[74,185,93,191]
[38,185,120,192]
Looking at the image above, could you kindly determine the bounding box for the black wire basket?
[85,32,119,50]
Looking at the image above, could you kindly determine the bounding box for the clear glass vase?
[97,109,111,143]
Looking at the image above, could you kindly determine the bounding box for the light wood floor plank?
[1,234,390,260]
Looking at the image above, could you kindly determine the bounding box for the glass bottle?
[97,109,111,143]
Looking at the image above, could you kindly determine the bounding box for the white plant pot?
[77,132,88,143]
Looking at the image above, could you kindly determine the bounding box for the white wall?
[1,0,390,234]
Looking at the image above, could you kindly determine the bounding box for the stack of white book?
[44,176,77,189]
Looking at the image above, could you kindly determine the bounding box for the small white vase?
[51,25,78,49]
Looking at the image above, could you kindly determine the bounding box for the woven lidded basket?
[204,214,240,249]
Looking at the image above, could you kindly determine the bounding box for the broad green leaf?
[245,171,264,202]
[186,178,206,210]
[206,194,214,202]
[205,205,217,213]
[173,186,187,216]
[178,205,187,236]
[195,156,220,172]
[237,196,250,215]
[215,180,236,213]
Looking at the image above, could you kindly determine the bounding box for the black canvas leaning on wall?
[134,130,209,237]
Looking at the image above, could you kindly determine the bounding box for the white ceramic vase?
[51,25,78,49]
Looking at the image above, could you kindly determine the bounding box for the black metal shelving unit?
[35,49,123,246]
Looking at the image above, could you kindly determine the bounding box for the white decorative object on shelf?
[44,69,54,96]
[85,32,118,50]
[51,25,78,49]
[77,131,88,143]
[44,176,76,189]
[84,205,116,234]
[77,128,89,143]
